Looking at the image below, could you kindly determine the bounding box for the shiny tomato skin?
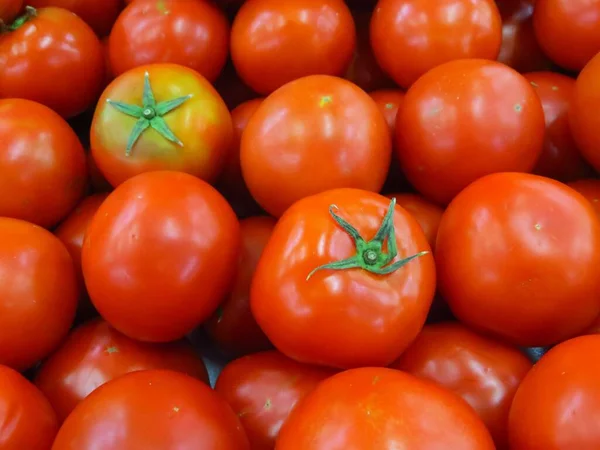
[509,335,600,449]
[533,0,600,71]
[0,0,22,22]
[215,351,335,449]
[91,64,233,187]
[0,218,78,371]
[396,59,544,205]
[231,0,356,95]
[109,0,229,82]
[81,171,240,342]
[0,365,59,450]
[0,7,104,118]
[51,369,251,450]
[369,89,405,135]
[35,318,208,423]
[370,0,502,89]
[276,367,495,449]
[205,216,275,357]
[251,189,436,369]
[388,193,443,252]
[436,172,600,347]
[0,99,88,228]
[391,322,532,449]
[568,179,600,218]
[241,75,391,217]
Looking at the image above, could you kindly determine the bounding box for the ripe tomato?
[276,367,495,449]
[251,189,435,368]
[109,0,229,82]
[0,0,22,22]
[82,171,240,342]
[0,365,59,450]
[91,64,233,187]
[533,0,600,71]
[205,216,275,356]
[387,193,443,252]
[241,75,391,217]
[436,172,600,347]
[568,179,600,218]
[509,335,600,449]
[370,0,502,89]
[231,0,356,95]
[396,59,545,205]
[391,322,532,449]
[0,218,78,371]
[0,6,104,118]
[215,351,334,449]
[27,0,123,37]
[51,369,251,449]
[35,318,208,422]
[0,99,87,228]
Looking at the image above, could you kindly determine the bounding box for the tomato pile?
[1,0,600,448]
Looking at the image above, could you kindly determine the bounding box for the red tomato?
[91,64,233,187]
[0,99,88,228]
[387,193,443,252]
[370,0,502,89]
[0,7,104,118]
[215,351,334,449]
[277,367,495,449]
[0,365,59,450]
[27,0,123,37]
[0,218,78,370]
[436,172,600,347]
[509,335,600,449]
[82,171,240,342]
[396,59,545,205]
[391,322,532,449]
[35,318,208,422]
[568,179,600,218]
[0,0,22,22]
[231,0,356,95]
[582,315,600,334]
[109,0,229,82]
[533,0,600,71]
[251,189,435,368]
[241,75,391,217]
[51,369,251,449]
[205,216,275,356]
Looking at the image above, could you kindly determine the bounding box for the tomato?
[230,0,356,95]
[509,335,600,449]
[0,0,22,22]
[568,179,600,218]
[215,351,334,449]
[241,75,391,217]
[370,0,502,89]
[91,64,233,187]
[570,52,600,172]
[27,0,123,37]
[101,37,114,88]
[82,171,240,342]
[251,189,435,368]
[0,99,88,228]
[35,318,208,422]
[436,172,600,347]
[0,365,59,450]
[582,315,600,334]
[0,218,78,371]
[396,59,545,205]
[109,0,229,82]
[533,0,600,71]
[276,367,495,449]
[391,322,532,449]
[0,7,104,118]
[387,193,443,252]
[205,216,275,356]
[496,0,552,73]
[51,369,251,449]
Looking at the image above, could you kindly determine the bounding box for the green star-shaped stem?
[106,71,193,156]
[306,198,429,280]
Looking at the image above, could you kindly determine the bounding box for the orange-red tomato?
[568,179,600,218]
[215,351,334,449]
[231,0,356,95]
[387,193,443,252]
[370,0,502,88]
[0,0,22,22]
[241,75,391,217]
[391,322,532,449]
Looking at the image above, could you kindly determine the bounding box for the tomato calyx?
[306,198,429,280]
[2,6,36,32]
[106,71,193,156]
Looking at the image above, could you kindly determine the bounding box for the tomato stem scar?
[4,6,37,31]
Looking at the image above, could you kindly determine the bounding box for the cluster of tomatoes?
[1,0,600,448]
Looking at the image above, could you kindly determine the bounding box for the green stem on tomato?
[6,6,37,32]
